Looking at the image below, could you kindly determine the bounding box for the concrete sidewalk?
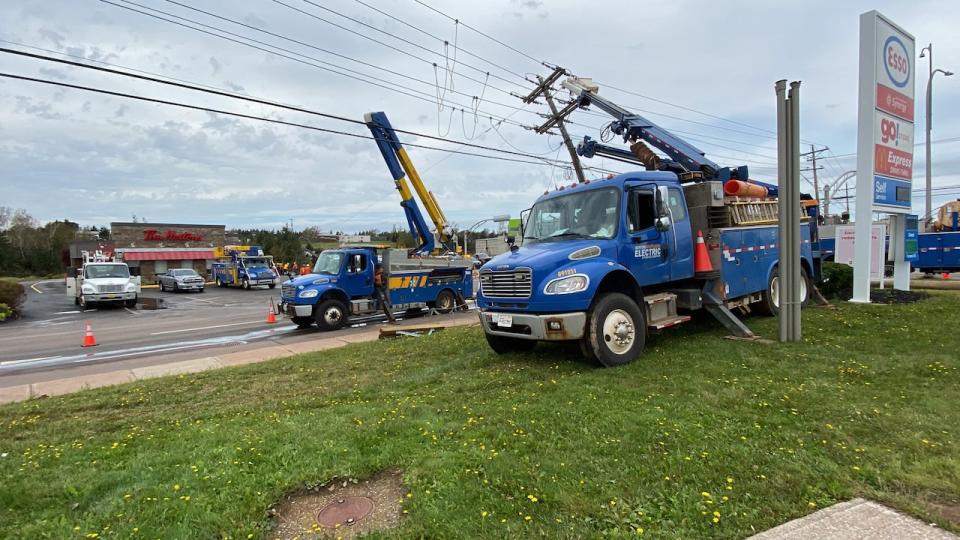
[750,498,958,539]
[0,313,479,405]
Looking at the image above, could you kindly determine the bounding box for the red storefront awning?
[121,250,215,261]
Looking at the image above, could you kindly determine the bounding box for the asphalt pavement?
[0,278,444,384]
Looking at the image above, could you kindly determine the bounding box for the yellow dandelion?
[481,511,488,518]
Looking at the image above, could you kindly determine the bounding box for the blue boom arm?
[561,78,746,181]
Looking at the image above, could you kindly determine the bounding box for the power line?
[0,71,581,168]
[0,47,571,164]
[102,0,539,131]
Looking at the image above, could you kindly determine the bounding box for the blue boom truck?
[279,112,472,330]
[478,78,821,366]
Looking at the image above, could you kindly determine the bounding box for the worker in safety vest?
[373,264,395,323]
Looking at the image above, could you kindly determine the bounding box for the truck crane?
[278,112,472,331]
[476,78,822,366]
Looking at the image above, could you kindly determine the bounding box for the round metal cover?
[316,496,375,528]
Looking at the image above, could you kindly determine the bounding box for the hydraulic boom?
[365,111,453,256]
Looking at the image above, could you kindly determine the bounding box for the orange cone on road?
[81,322,98,348]
[694,230,714,274]
[266,300,277,324]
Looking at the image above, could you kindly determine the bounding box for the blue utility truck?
[279,112,472,329]
[211,245,279,289]
[477,78,821,366]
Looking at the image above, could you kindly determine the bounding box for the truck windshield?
[243,258,270,267]
[84,265,130,279]
[524,187,619,243]
[313,252,343,275]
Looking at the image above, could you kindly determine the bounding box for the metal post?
[925,43,933,228]
[789,82,802,341]
[776,80,802,342]
[823,184,831,219]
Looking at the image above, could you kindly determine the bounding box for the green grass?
[2,295,959,539]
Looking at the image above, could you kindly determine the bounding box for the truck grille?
[480,268,532,298]
[281,283,296,299]
[99,284,124,293]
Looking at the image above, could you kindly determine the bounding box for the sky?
[1,0,959,232]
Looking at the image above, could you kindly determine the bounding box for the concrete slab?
[31,370,135,398]
[749,498,958,540]
[280,338,349,355]
[0,384,31,405]
[131,357,221,379]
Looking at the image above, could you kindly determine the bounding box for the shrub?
[0,303,11,322]
[0,280,25,314]
[819,261,853,298]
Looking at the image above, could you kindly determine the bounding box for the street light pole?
[920,43,955,228]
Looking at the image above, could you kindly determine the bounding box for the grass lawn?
[2,294,959,539]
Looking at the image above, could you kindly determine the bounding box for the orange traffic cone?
[944,272,952,281]
[81,322,98,348]
[694,230,714,274]
[266,300,277,324]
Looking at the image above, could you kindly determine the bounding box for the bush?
[0,303,11,322]
[819,261,853,298]
[0,280,25,315]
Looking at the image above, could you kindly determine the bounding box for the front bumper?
[280,301,313,317]
[84,292,137,302]
[479,310,586,341]
[175,282,205,290]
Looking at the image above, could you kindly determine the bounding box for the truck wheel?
[434,290,455,314]
[292,316,314,329]
[242,279,250,290]
[315,299,348,331]
[757,266,810,316]
[126,297,137,308]
[583,292,646,367]
[268,283,276,289]
[217,279,226,288]
[79,296,90,311]
[74,296,80,306]
[484,332,537,354]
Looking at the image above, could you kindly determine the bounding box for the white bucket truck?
[66,250,141,310]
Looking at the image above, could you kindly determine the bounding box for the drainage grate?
[316,496,375,528]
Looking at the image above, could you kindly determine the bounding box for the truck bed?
[719,223,813,300]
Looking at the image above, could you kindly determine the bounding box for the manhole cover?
[316,496,375,528]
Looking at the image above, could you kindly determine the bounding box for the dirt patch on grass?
[269,469,407,539]
[926,501,960,527]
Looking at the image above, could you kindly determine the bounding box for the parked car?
[157,269,205,293]
[472,252,492,268]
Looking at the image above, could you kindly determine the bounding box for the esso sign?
[883,35,910,88]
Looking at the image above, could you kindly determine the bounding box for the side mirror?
[655,186,669,217]
[656,216,672,232]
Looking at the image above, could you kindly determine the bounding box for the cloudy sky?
[1,0,958,232]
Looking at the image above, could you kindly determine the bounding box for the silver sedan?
[157,269,206,293]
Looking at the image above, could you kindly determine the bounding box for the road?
[0,279,453,383]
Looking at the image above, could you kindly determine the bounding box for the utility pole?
[523,67,585,183]
[800,145,828,216]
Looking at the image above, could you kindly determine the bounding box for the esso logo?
[880,118,899,145]
[883,35,910,88]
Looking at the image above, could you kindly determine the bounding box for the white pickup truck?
[67,254,141,310]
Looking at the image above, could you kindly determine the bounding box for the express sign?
[858,11,916,213]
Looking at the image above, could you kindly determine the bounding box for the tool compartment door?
[66,276,78,298]
[941,232,960,271]
[918,233,942,270]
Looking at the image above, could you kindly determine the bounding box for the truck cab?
[280,248,379,330]
[67,252,141,310]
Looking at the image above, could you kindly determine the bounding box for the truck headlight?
[125,283,137,292]
[544,274,589,295]
[82,284,97,294]
[299,289,319,298]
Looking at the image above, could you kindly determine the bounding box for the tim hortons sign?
[143,229,204,242]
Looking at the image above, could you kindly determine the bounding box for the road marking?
[149,320,264,336]
[125,308,141,316]
[53,310,81,315]
[30,282,43,294]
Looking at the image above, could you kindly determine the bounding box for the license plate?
[496,314,513,328]
[105,294,118,299]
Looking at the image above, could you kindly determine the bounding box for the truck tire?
[242,279,250,290]
[315,299,348,331]
[74,296,80,306]
[125,297,137,308]
[268,283,276,289]
[757,266,810,316]
[484,332,537,354]
[583,292,646,367]
[433,289,455,314]
[292,316,314,329]
[79,295,91,311]
[159,281,166,292]
[217,279,226,288]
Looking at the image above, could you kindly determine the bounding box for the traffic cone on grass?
[944,272,952,281]
[81,322,98,348]
[266,300,277,324]
[694,230,714,274]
